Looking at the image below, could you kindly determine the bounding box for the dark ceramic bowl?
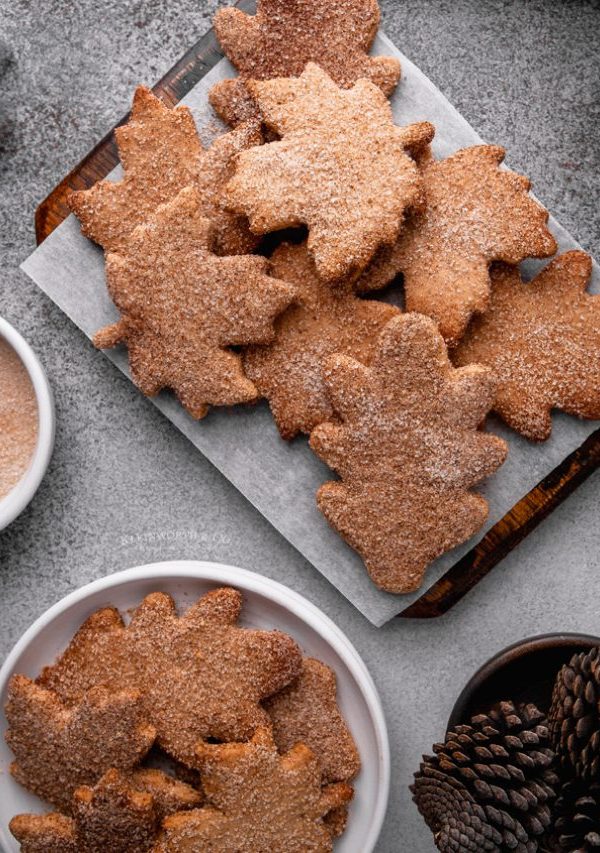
[448,633,600,730]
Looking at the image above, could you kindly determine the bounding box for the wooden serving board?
[34,2,600,619]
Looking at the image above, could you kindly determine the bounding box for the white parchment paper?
[21,34,599,626]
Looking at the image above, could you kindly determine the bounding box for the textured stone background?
[1,1,599,849]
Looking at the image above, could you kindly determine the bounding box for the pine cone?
[412,760,503,851]
[413,701,559,853]
[553,779,600,852]
[549,647,600,780]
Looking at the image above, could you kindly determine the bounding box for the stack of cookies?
[68,0,600,596]
[7,588,360,851]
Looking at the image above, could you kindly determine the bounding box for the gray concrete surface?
[1,1,599,850]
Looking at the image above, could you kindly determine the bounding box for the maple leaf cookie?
[265,658,360,785]
[38,587,303,766]
[310,313,508,593]
[243,241,400,439]
[5,675,155,813]
[9,768,195,853]
[453,252,600,440]
[69,86,261,256]
[154,727,353,852]
[357,145,557,344]
[94,186,295,419]
[226,63,434,282]
[210,0,401,127]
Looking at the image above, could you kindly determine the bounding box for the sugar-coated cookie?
[310,313,508,592]
[357,145,557,344]
[6,675,155,814]
[154,727,353,852]
[226,63,434,282]
[38,587,303,767]
[210,0,400,126]
[265,657,360,784]
[94,186,295,419]
[70,86,262,256]
[453,252,600,440]
[244,241,400,438]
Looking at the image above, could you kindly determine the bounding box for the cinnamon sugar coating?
[243,241,400,438]
[10,768,194,853]
[69,86,261,256]
[226,63,434,282]
[310,313,508,593]
[154,727,353,852]
[357,145,557,344]
[265,657,360,784]
[210,0,400,126]
[94,186,295,419]
[5,675,155,813]
[38,587,303,766]
[453,252,600,441]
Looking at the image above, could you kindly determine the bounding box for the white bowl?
[0,317,55,531]
[0,561,390,852]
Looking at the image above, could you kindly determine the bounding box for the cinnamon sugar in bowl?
[0,319,54,530]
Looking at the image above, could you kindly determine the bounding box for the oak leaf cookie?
[38,587,303,766]
[265,657,360,784]
[69,85,261,256]
[154,727,353,852]
[5,675,155,813]
[226,63,434,282]
[357,145,557,344]
[9,768,195,853]
[244,241,400,438]
[94,186,295,419]
[453,252,600,441]
[310,313,508,593]
[210,0,401,127]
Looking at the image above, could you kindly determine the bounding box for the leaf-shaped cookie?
[265,658,360,785]
[310,313,508,593]
[226,63,434,282]
[357,145,557,344]
[127,768,203,819]
[38,587,303,766]
[5,675,155,813]
[69,86,261,256]
[94,186,295,419]
[9,768,195,853]
[453,252,600,441]
[243,241,400,438]
[210,0,401,126]
[154,727,353,852]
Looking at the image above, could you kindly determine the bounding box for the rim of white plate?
[0,317,55,531]
[0,561,390,852]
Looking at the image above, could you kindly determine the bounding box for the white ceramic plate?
[0,561,390,852]
[0,317,55,531]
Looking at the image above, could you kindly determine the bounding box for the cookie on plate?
[5,675,155,814]
[9,769,195,853]
[265,657,360,785]
[38,587,303,767]
[155,727,353,852]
